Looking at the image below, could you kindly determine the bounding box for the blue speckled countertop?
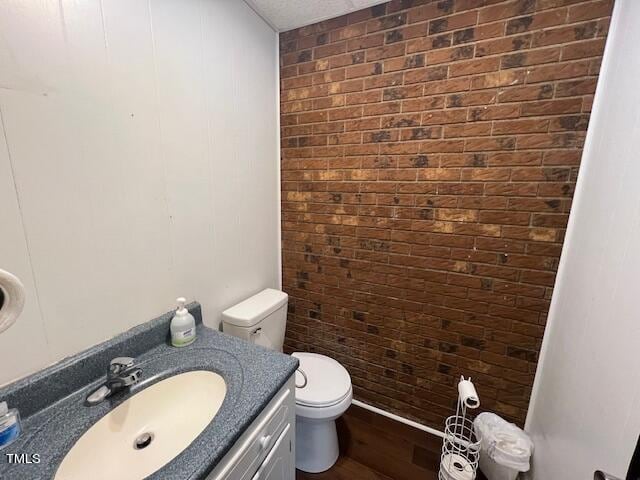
[0,303,298,480]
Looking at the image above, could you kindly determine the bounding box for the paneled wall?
[526,2,640,477]
[280,0,613,427]
[0,0,279,386]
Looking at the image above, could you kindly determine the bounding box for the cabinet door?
[251,423,293,480]
[206,380,294,480]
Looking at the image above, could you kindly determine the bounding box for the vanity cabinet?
[207,376,295,480]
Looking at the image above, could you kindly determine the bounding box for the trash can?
[473,413,533,480]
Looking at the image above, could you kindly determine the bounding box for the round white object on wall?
[0,269,25,334]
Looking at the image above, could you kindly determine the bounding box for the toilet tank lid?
[221,289,288,327]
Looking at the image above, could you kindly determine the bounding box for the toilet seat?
[292,352,352,408]
[295,386,353,421]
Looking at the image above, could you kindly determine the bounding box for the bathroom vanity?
[0,304,297,480]
[207,378,295,480]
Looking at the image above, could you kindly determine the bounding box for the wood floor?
[293,404,492,480]
[297,456,488,480]
[296,457,393,480]
[294,404,441,480]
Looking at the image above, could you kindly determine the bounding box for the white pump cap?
[0,402,7,416]
[176,297,187,314]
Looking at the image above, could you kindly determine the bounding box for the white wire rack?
[438,377,482,480]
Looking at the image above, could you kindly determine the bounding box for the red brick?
[427,11,478,35]
[450,57,501,77]
[493,119,550,135]
[525,61,590,83]
[478,0,536,23]
[279,0,611,431]
[521,98,583,116]
[532,21,599,47]
[561,38,606,61]
[567,0,614,22]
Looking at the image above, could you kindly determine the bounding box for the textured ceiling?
[244,0,390,32]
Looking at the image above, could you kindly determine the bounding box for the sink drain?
[133,432,154,450]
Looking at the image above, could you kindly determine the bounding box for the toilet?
[221,288,352,473]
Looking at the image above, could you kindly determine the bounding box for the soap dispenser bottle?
[170,297,196,347]
[0,402,21,450]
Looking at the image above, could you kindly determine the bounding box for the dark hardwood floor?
[296,455,488,480]
[294,404,492,480]
[296,457,393,480]
[295,404,441,480]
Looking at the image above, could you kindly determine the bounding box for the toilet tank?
[221,289,288,352]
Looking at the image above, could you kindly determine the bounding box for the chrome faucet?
[85,357,142,406]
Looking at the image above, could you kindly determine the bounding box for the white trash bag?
[473,412,533,480]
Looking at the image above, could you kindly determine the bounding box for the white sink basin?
[55,370,226,480]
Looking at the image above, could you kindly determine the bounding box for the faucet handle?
[109,357,135,375]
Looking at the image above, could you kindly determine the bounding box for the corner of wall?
[275,32,282,290]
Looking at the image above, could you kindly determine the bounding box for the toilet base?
[295,416,339,473]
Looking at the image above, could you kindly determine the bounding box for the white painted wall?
[525,1,640,478]
[0,0,280,386]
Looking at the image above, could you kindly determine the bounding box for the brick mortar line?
[285,316,542,371]
[282,220,566,237]
[284,331,539,381]
[286,304,544,338]
[280,91,598,113]
[282,228,566,246]
[283,276,552,313]
[279,98,596,125]
[283,263,553,296]
[283,242,557,266]
[284,332,537,394]
[281,115,593,131]
[280,91,593,111]
[285,313,544,360]
[284,337,538,396]
[280,130,587,140]
[312,25,594,59]
[281,9,608,45]
[281,58,601,95]
[342,384,530,419]
[280,91,593,105]
[286,305,543,339]
[279,136,586,146]
[282,36,606,78]
[281,242,562,280]
[283,261,558,286]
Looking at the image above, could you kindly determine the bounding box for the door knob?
[259,434,272,450]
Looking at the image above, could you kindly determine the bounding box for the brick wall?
[279,0,613,427]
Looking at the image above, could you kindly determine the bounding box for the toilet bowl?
[221,289,352,473]
[292,352,352,473]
